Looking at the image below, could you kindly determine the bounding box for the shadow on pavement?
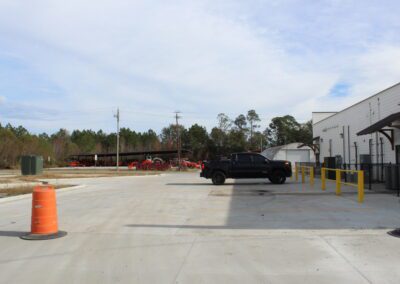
[0,231,26,237]
[222,178,400,229]
[125,223,393,230]
[166,182,271,186]
[131,177,400,230]
[125,224,257,229]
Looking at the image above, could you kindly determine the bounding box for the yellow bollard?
[321,168,326,190]
[310,167,314,187]
[295,165,298,181]
[336,169,341,195]
[358,170,364,203]
[301,166,305,183]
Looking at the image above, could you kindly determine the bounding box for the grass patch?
[0,184,73,198]
[19,170,162,181]
[1,169,177,185]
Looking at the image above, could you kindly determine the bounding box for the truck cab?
[201,152,292,185]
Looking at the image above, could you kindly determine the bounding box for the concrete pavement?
[1,172,400,283]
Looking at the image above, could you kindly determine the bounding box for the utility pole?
[114,108,120,172]
[174,111,181,171]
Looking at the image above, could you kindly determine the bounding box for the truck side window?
[237,154,251,163]
[252,154,266,164]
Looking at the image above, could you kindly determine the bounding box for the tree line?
[0,110,312,168]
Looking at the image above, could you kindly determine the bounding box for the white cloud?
[0,1,399,133]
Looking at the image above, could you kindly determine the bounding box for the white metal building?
[261,143,315,165]
[312,82,400,165]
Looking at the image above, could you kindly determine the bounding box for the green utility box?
[21,155,43,176]
[21,156,32,176]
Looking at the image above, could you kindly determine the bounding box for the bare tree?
[217,113,231,133]
[246,110,261,148]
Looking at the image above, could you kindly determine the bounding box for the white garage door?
[285,150,310,164]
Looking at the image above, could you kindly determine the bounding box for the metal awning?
[312,136,320,141]
[357,112,400,135]
[357,112,400,150]
[297,142,320,154]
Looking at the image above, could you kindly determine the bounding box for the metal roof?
[261,145,285,159]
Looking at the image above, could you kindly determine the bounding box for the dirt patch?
[0,184,73,198]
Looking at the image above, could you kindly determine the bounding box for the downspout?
[342,126,346,168]
[348,126,351,165]
[369,139,373,188]
[380,137,384,181]
[354,142,358,169]
[376,132,379,165]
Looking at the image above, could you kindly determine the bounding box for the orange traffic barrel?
[21,185,67,240]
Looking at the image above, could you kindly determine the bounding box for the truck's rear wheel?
[212,171,226,185]
[269,171,286,184]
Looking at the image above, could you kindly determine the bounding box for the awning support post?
[378,129,394,150]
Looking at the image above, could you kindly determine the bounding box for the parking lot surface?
[1,172,400,283]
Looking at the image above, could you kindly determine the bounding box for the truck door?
[252,154,269,177]
[231,153,253,178]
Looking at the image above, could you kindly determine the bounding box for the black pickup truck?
[200,152,292,185]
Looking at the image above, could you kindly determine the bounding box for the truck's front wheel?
[212,171,226,185]
[269,170,286,184]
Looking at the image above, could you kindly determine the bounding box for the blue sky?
[329,82,350,97]
[1,0,400,134]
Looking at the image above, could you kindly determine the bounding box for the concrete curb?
[41,174,164,184]
[0,184,87,204]
[0,182,43,190]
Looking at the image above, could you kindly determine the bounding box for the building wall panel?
[313,83,400,164]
